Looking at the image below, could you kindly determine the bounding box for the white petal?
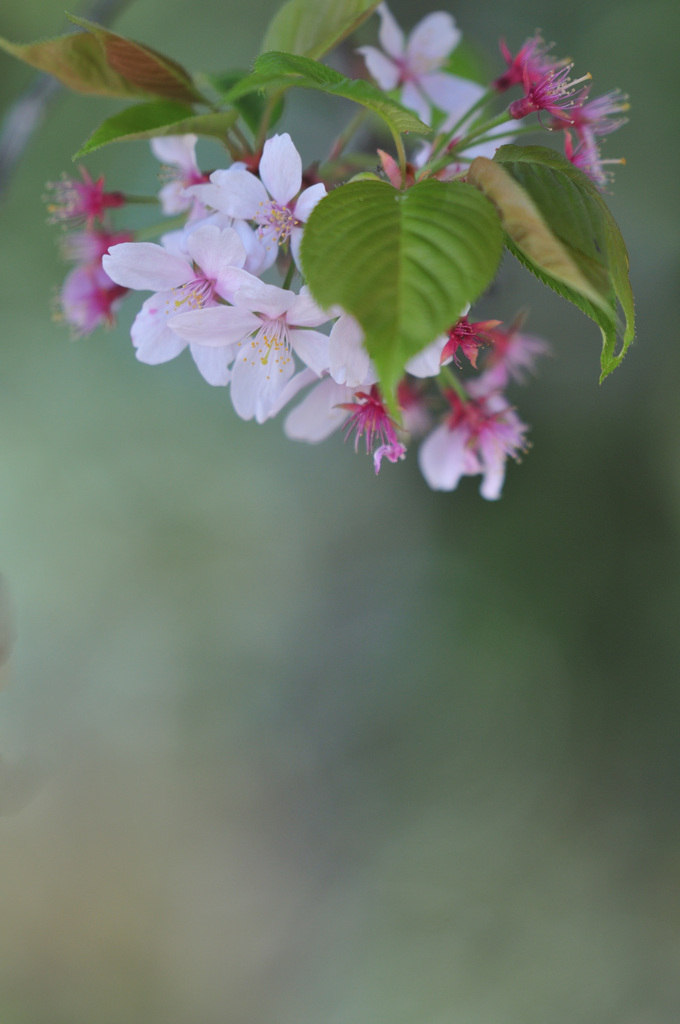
[284,377,352,443]
[230,339,295,423]
[232,277,295,319]
[293,182,327,223]
[189,344,233,386]
[418,423,470,491]
[357,46,400,91]
[206,167,267,219]
[405,333,448,378]
[150,134,198,173]
[157,181,192,216]
[103,243,191,292]
[407,12,460,71]
[289,329,330,375]
[131,294,188,365]
[376,3,405,59]
[400,81,431,124]
[422,73,485,117]
[169,304,261,345]
[259,133,302,205]
[286,288,330,327]
[328,314,373,387]
[186,225,246,288]
[479,459,506,501]
[232,220,271,277]
[268,367,318,419]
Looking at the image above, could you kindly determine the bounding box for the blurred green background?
[1,0,679,1021]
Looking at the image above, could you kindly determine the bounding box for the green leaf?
[301,179,503,403]
[468,145,634,379]
[66,15,206,104]
[252,51,429,136]
[261,0,380,60]
[205,71,284,134]
[73,102,238,157]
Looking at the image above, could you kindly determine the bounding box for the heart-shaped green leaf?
[301,178,503,402]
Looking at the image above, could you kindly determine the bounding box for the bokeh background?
[1,0,679,1021]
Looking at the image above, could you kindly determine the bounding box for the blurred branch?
[0,0,133,203]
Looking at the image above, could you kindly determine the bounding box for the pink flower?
[102,224,249,385]
[58,263,127,335]
[477,314,550,389]
[188,134,326,269]
[45,167,125,227]
[493,33,564,93]
[60,227,134,264]
[168,277,331,422]
[508,64,591,124]
[339,385,407,472]
[563,131,624,191]
[418,388,528,498]
[439,315,502,368]
[357,2,483,124]
[556,87,629,138]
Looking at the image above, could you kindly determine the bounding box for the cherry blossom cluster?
[46,2,629,498]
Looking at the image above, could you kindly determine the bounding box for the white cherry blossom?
[103,224,248,385]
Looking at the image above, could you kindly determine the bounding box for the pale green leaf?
[261,0,380,60]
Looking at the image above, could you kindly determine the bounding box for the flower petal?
[293,182,327,223]
[284,377,353,443]
[203,167,267,219]
[289,328,330,375]
[230,337,295,423]
[189,343,233,386]
[131,293,188,364]
[400,81,431,124]
[150,134,198,173]
[418,423,473,491]
[328,314,374,387]
[376,2,405,59]
[422,73,485,118]
[259,133,302,206]
[103,243,192,292]
[357,45,400,91]
[169,304,261,346]
[407,12,460,69]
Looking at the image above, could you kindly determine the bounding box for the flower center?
[171,277,214,312]
[257,201,296,245]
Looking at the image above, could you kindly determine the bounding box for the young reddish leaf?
[66,15,205,105]
[0,30,152,99]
